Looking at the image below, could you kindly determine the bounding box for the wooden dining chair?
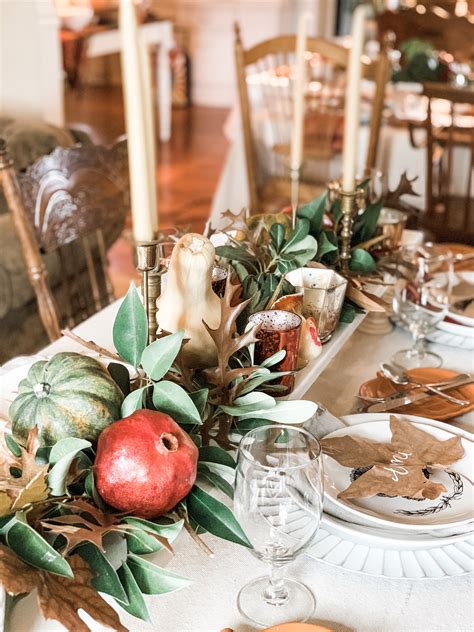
[0,138,129,341]
[234,24,390,214]
[421,83,474,243]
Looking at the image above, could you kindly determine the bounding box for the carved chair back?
[0,139,129,341]
[234,24,390,213]
[422,83,474,241]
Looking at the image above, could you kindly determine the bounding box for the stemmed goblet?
[234,425,323,628]
[392,244,453,369]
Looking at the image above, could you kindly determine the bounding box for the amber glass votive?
[248,310,302,396]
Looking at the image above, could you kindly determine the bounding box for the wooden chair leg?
[0,141,61,342]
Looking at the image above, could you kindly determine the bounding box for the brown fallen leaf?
[0,546,127,632]
[321,416,465,501]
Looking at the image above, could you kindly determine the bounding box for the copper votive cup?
[248,309,302,396]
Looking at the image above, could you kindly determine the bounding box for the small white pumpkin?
[157,233,220,367]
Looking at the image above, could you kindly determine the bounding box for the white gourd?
[157,233,220,367]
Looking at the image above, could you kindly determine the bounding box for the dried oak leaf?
[321,416,464,501]
[203,279,260,388]
[0,428,49,516]
[0,545,127,632]
[41,498,172,554]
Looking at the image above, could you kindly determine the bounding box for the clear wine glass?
[392,244,453,369]
[234,425,323,628]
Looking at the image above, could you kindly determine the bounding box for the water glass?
[234,425,323,627]
[392,244,453,369]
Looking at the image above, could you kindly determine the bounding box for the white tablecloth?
[2,301,473,632]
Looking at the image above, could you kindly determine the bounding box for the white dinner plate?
[322,420,474,533]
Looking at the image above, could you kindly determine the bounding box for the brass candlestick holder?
[327,181,366,275]
[136,241,160,344]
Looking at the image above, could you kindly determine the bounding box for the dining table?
[1,297,472,632]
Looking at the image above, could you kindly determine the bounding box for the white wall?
[0,0,64,125]
[156,0,337,108]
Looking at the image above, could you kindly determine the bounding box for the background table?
[2,301,472,631]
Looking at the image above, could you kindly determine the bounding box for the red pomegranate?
[95,409,198,518]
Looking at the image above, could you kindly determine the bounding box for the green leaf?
[219,391,276,416]
[353,199,383,243]
[78,543,128,604]
[234,418,273,434]
[198,446,236,470]
[85,470,108,511]
[107,362,131,397]
[187,486,251,548]
[141,330,185,381]
[298,192,327,233]
[48,438,91,496]
[3,514,73,577]
[260,349,286,367]
[349,248,376,273]
[189,389,209,417]
[237,399,318,423]
[113,283,148,367]
[317,231,338,259]
[339,302,356,323]
[270,223,286,251]
[197,467,234,499]
[123,517,183,543]
[152,381,202,425]
[281,218,310,252]
[4,434,21,458]
[121,386,147,418]
[215,244,254,264]
[127,553,191,594]
[125,529,164,555]
[117,561,151,622]
[236,371,291,397]
[232,261,250,283]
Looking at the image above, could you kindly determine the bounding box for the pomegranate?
[95,409,198,518]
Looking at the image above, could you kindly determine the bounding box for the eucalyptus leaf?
[236,371,291,397]
[48,438,91,496]
[117,561,151,622]
[3,514,73,577]
[260,349,286,368]
[220,391,276,415]
[198,446,236,469]
[113,283,148,367]
[237,399,318,423]
[78,543,128,604]
[186,486,252,548]
[215,244,254,264]
[349,248,376,273]
[152,381,202,425]
[141,330,185,381]
[121,386,147,418]
[127,553,191,594]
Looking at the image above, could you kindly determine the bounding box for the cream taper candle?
[119,0,157,242]
[290,12,310,172]
[342,4,370,192]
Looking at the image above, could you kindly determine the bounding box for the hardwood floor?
[65,86,229,295]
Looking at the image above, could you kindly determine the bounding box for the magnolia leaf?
[298,192,327,233]
[187,486,252,548]
[189,388,209,417]
[317,231,338,259]
[353,199,383,243]
[127,553,191,594]
[141,330,185,380]
[3,514,73,577]
[281,218,310,252]
[123,517,183,542]
[236,399,318,424]
[125,528,166,555]
[48,438,91,496]
[121,386,147,418]
[197,467,234,499]
[107,362,131,397]
[198,446,236,469]
[339,302,356,323]
[152,381,202,425]
[77,543,129,605]
[285,234,318,260]
[117,561,151,622]
[123,517,182,555]
[113,283,148,367]
[270,222,286,251]
[349,248,376,273]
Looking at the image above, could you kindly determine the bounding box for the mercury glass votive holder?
[211,266,228,297]
[285,267,347,343]
[248,310,302,396]
[375,207,408,253]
